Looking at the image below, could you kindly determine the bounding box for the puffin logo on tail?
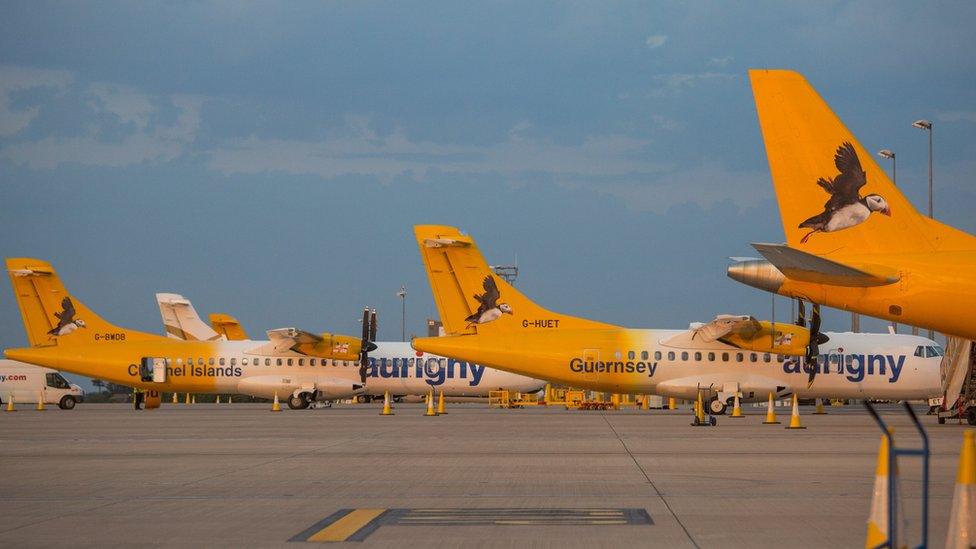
[799,142,891,243]
[47,297,86,337]
[465,275,513,327]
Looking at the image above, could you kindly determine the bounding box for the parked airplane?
[5,258,375,409]
[728,69,976,340]
[410,226,942,412]
[157,293,547,407]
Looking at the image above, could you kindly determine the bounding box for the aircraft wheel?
[288,394,310,410]
[356,395,369,404]
[708,398,727,415]
[59,396,76,410]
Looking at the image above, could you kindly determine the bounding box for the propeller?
[358,307,378,384]
[803,302,830,387]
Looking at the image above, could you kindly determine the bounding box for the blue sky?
[2,2,975,389]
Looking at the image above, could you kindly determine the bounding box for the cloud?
[644,34,667,49]
[587,163,768,214]
[937,111,976,124]
[207,122,665,183]
[649,72,738,97]
[707,55,733,67]
[0,65,72,136]
[1,89,203,169]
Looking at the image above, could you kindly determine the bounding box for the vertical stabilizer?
[6,258,160,346]
[750,69,975,253]
[413,225,616,335]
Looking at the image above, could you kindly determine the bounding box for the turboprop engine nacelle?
[719,320,810,357]
[292,333,364,362]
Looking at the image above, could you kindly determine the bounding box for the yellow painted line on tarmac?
[307,509,386,542]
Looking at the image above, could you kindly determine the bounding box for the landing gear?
[288,393,311,410]
[709,398,727,415]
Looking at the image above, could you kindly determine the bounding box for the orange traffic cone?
[436,391,446,415]
[5,394,14,412]
[865,431,904,548]
[668,397,676,410]
[730,393,743,418]
[424,389,437,416]
[946,430,975,548]
[271,392,282,412]
[380,390,394,416]
[813,397,827,415]
[785,393,805,429]
[762,392,780,424]
[171,392,178,404]
[35,392,45,411]
[215,395,220,404]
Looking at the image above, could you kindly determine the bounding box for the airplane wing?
[247,327,321,355]
[662,314,809,356]
[690,315,760,343]
[751,243,899,287]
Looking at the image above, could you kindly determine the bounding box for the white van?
[0,360,85,409]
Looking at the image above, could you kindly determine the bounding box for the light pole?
[396,285,406,342]
[877,149,897,334]
[913,119,934,339]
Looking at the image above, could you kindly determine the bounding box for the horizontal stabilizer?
[751,243,899,287]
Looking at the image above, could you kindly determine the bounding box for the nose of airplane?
[727,259,786,294]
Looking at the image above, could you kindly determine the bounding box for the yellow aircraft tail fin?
[209,313,249,341]
[750,69,976,254]
[413,225,617,336]
[5,258,161,347]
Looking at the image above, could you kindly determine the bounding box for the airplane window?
[311,359,317,366]
[614,351,622,360]
[198,358,204,366]
[667,351,675,361]
[681,352,688,361]
[914,346,924,357]
[209,357,215,366]
[654,351,661,361]
[932,345,945,356]
[287,359,293,366]
[187,357,192,365]
[276,358,282,366]
[763,353,771,363]
[230,358,236,366]
[219,358,226,366]
[628,351,635,360]
[298,359,304,366]
[409,358,415,367]
[722,353,730,362]
[694,352,702,361]
[242,358,249,366]
[776,354,784,362]
[439,359,447,367]
[750,353,757,362]
[707,352,715,361]
[846,355,854,366]
[642,351,650,360]
[264,358,270,366]
[925,346,938,358]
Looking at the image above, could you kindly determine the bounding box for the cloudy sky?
[1,2,975,388]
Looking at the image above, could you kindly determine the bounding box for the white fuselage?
[646,331,941,401]
[166,341,545,399]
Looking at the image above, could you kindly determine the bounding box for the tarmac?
[0,402,969,548]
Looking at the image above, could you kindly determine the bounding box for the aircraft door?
[582,349,599,382]
[139,358,168,383]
